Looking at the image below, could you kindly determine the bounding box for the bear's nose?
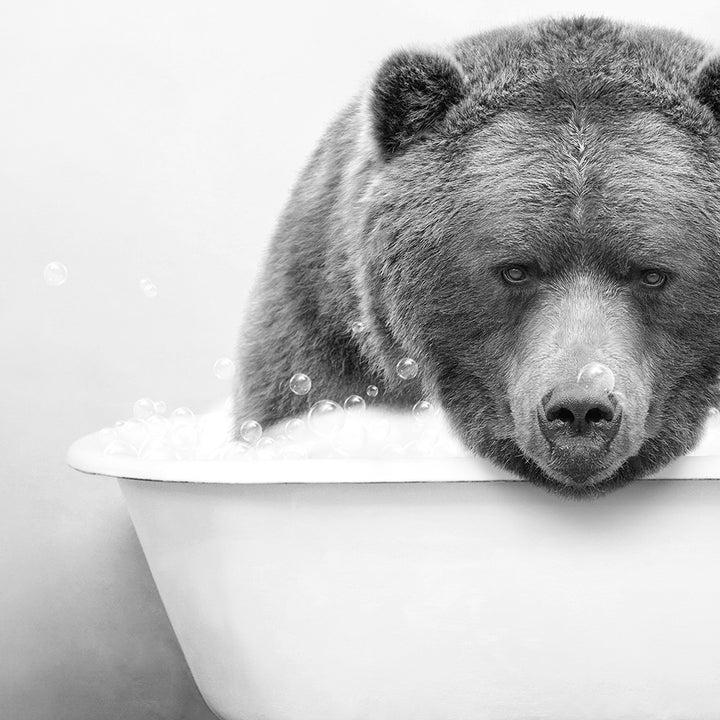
[540,382,617,437]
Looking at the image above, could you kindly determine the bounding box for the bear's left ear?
[693,56,720,120]
[369,49,467,160]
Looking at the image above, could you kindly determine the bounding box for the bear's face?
[362,46,720,495]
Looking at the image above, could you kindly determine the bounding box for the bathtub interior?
[67,403,720,483]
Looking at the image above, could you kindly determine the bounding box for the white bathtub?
[67,417,720,720]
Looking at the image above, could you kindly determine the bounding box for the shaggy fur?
[234,16,720,498]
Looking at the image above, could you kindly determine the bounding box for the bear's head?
[357,18,720,497]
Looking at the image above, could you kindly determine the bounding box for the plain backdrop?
[2,0,719,717]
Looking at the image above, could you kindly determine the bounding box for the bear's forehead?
[450,108,717,272]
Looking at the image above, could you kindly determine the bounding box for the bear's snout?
[535,381,623,482]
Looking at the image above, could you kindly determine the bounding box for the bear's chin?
[486,437,651,499]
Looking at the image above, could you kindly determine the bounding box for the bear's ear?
[694,56,720,120]
[369,49,467,160]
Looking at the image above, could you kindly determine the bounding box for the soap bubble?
[284,418,306,441]
[256,437,276,460]
[139,438,175,460]
[133,397,156,420]
[116,419,149,449]
[171,407,195,425]
[104,439,137,457]
[214,357,236,380]
[412,400,434,419]
[44,261,68,286]
[343,395,366,413]
[366,385,379,398]
[577,362,615,393]
[239,419,263,444]
[289,372,312,395]
[308,400,345,437]
[709,408,720,425]
[139,278,158,298]
[350,321,365,335]
[154,400,167,415]
[396,357,419,380]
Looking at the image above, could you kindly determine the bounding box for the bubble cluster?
[577,362,615,393]
[396,357,419,380]
[289,372,312,395]
[97,392,466,463]
[44,262,68,286]
[139,278,158,298]
[214,357,236,380]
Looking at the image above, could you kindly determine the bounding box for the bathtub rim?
[67,428,720,484]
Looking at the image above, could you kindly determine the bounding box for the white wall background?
[1,0,718,717]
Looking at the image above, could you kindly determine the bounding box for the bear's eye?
[501,266,528,284]
[640,270,667,288]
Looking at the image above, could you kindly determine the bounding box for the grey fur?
[234,16,720,497]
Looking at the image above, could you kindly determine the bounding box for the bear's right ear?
[693,56,720,120]
[369,50,467,160]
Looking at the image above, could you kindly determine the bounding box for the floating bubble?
[256,437,276,460]
[44,261,68,286]
[154,400,167,415]
[133,397,156,421]
[396,357,419,380]
[104,439,137,457]
[139,438,175,460]
[214,357,236,380]
[343,395,366,413]
[709,407,720,425]
[171,407,195,425]
[412,400,434,419]
[139,278,158,298]
[577,362,615,393]
[366,385,379,398]
[308,400,345,437]
[284,418,306,441]
[289,372,312,395]
[350,321,365,335]
[239,419,263,444]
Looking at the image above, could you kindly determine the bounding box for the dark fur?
[234,16,720,497]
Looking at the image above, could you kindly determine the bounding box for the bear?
[233,15,720,498]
